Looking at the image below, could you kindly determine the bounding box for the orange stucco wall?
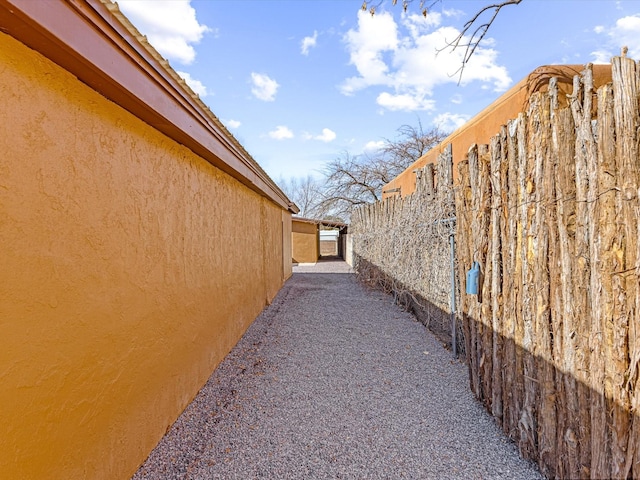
[292,220,319,264]
[383,64,613,198]
[0,31,290,480]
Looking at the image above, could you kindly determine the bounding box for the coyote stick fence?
[455,57,640,478]
[353,54,640,479]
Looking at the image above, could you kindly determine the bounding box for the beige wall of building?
[0,2,296,478]
[292,219,319,264]
[282,211,293,278]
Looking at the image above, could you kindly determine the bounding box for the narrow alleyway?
[133,258,542,479]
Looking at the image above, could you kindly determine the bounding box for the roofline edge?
[0,0,298,213]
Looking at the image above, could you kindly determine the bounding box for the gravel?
[133,259,543,480]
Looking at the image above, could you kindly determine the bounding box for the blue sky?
[117,0,640,183]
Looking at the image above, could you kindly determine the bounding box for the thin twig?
[436,0,522,83]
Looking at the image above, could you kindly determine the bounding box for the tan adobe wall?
[383,64,613,199]
[0,31,289,480]
[292,219,319,264]
[321,241,338,256]
[282,211,293,279]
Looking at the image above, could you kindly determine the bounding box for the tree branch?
[363,0,522,82]
[436,0,522,83]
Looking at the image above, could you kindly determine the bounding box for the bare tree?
[318,124,448,219]
[320,151,384,218]
[278,175,325,219]
[380,121,445,167]
[362,0,523,80]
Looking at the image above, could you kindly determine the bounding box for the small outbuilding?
[292,218,320,264]
[292,217,348,264]
[320,229,340,256]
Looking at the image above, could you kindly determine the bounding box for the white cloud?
[376,92,435,111]
[176,71,208,96]
[341,10,399,95]
[591,49,612,64]
[610,15,640,57]
[592,14,640,62]
[442,7,465,19]
[340,9,512,111]
[320,128,337,142]
[302,128,336,142]
[117,0,210,65]
[364,140,385,151]
[251,73,279,101]
[402,11,442,37]
[224,119,241,129]
[301,31,318,55]
[269,126,294,140]
[433,112,469,131]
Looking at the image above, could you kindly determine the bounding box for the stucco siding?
[292,220,319,264]
[0,31,288,480]
[282,211,293,280]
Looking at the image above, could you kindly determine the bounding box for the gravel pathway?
[133,259,543,479]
